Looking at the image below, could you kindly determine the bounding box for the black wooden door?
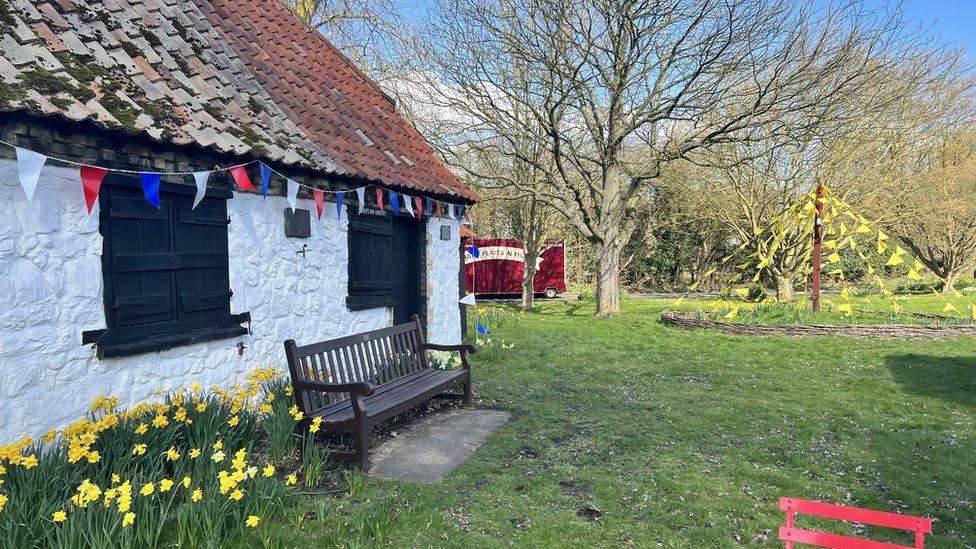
[391,216,422,325]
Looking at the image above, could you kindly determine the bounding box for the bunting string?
[0,138,471,221]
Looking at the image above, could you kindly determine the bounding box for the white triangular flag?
[462,211,473,225]
[192,171,209,209]
[15,147,46,201]
[403,193,414,216]
[459,293,476,306]
[287,179,299,212]
[355,187,365,213]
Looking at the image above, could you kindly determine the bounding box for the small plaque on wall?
[440,225,452,241]
[284,208,311,238]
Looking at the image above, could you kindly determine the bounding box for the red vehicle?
[464,238,566,298]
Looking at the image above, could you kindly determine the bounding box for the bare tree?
[891,75,976,293]
[288,0,413,82]
[419,0,937,315]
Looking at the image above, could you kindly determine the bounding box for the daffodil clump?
[0,368,305,548]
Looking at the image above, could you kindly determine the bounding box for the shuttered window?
[83,178,249,358]
[347,213,395,310]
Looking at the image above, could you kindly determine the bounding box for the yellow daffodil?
[189,448,201,459]
[134,423,149,435]
[152,414,169,428]
[245,515,260,528]
[140,482,154,497]
[42,428,58,443]
[212,439,223,451]
[122,512,135,527]
[132,444,147,456]
[229,489,244,501]
[196,403,207,413]
[262,464,275,477]
[228,415,240,427]
[112,474,121,484]
[22,454,39,469]
[52,510,67,523]
[0,494,8,512]
[182,476,192,488]
[211,451,225,463]
[159,479,174,493]
[166,447,180,461]
[191,488,203,502]
[286,473,297,485]
[191,382,202,393]
[86,451,100,464]
[284,385,293,396]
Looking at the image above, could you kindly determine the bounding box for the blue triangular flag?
[141,172,161,208]
[425,197,433,217]
[476,322,491,335]
[456,205,464,221]
[389,190,400,215]
[468,246,480,258]
[336,191,345,219]
[259,162,272,199]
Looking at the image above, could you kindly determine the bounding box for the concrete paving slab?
[368,409,511,484]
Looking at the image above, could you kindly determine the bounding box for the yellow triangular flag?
[856,224,871,234]
[943,302,959,315]
[688,280,701,291]
[907,269,923,281]
[836,303,853,316]
[724,307,739,319]
[827,252,842,263]
[840,287,851,301]
[824,240,839,250]
[877,230,889,241]
[885,253,904,266]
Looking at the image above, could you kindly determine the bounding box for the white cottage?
[0,0,479,440]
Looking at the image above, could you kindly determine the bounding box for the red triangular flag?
[80,165,108,214]
[229,165,255,192]
[414,196,423,220]
[313,188,324,219]
[374,187,384,211]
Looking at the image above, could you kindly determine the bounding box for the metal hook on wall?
[296,244,309,258]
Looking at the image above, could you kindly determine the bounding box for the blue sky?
[883,0,975,53]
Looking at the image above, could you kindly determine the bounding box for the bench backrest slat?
[778,498,932,533]
[779,497,931,549]
[284,317,429,415]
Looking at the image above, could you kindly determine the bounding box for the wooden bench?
[779,497,932,548]
[284,315,476,470]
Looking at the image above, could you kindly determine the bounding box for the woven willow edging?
[659,311,976,340]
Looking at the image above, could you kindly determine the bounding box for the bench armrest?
[294,379,376,396]
[420,342,477,369]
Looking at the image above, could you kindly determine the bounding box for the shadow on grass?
[886,354,976,408]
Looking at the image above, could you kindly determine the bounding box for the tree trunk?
[595,240,621,315]
[943,270,959,294]
[775,275,794,302]
[521,248,538,311]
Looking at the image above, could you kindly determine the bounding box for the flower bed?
[0,368,315,547]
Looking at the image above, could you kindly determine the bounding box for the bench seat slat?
[315,368,465,425]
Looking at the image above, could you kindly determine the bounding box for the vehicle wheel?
[544,287,558,299]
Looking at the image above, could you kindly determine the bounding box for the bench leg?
[463,375,473,407]
[355,420,371,471]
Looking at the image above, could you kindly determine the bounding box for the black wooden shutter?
[173,195,232,321]
[347,214,394,309]
[104,185,176,327]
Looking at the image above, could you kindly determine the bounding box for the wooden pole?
[811,184,826,313]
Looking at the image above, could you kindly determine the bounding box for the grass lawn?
[269,298,976,547]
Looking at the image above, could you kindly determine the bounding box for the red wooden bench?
[779,497,932,549]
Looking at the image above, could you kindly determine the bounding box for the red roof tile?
[197,0,479,203]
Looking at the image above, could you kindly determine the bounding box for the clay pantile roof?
[197,0,479,203]
[0,0,479,203]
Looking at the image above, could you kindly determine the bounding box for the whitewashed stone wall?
[0,158,462,441]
